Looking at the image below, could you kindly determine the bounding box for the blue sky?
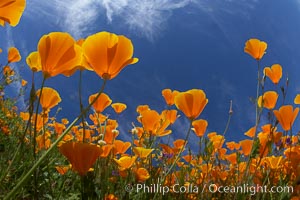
[1,0,300,149]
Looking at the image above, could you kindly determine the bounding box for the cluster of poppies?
[1,0,300,199]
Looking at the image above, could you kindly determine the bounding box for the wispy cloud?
[25,0,193,40]
[100,0,192,41]
[25,0,99,38]
[25,0,259,41]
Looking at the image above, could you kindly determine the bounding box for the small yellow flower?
[114,156,137,171]
[133,147,154,158]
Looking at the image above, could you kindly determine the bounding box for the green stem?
[32,77,46,198]
[153,120,193,200]
[33,77,46,157]
[217,100,233,150]
[79,70,86,142]
[0,73,36,184]
[244,60,261,184]
[4,79,107,200]
[255,60,261,129]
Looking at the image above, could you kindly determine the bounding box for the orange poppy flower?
[114,156,137,171]
[75,38,93,71]
[264,156,283,170]
[111,103,127,114]
[55,165,71,175]
[264,64,282,84]
[225,153,237,165]
[103,127,119,144]
[290,197,300,200]
[99,144,113,158]
[226,141,240,151]
[210,134,224,149]
[31,113,48,132]
[236,162,246,173]
[173,139,185,150]
[75,129,94,142]
[174,89,208,120]
[244,38,267,60]
[58,134,73,145]
[59,141,101,176]
[104,194,118,200]
[21,79,27,87]
[140,110,171,137]
[133,147,154,158]
[82,31,138,80]
[272,131,282,144]
[3,66,14,76]
[54,122,66,136]
[257,132,269,157]
[0,0,26,27]
[244,126,256,138]
[192,119,208,137]
[239,139,253,156]
[182,154,192,163]
[162,89,179,106]
[36,132,51,152]
[37,32,82,78]
[199,163,212,174]
[218,171,228,181]
[36,87,61,113]
[20,112,29,121]
[113,140,131,155]
[136,105,150,114]
[257,91,278,110]
[107,119,119,129]
[161,109,178,124]
[207,132,217,139]
[8,47,21,63]
[160,144,175,156]
[89,92,112,113]
[0,48,2,53]
[26,51,42,72]
[89,113,108,125]
[61,118,69,125]
[294,94,300,104]
[261,124,275,133]
[135,168,150,182]
[273,105,299,131]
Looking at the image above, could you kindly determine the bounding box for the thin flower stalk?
[4,79,107,200]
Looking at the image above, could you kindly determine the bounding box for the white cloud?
[62,0,99,38]
[25,0,193,40]
[24,0,259,41]
[100,0,192,41]
[25,0,99,38]
[101,0,128,22]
